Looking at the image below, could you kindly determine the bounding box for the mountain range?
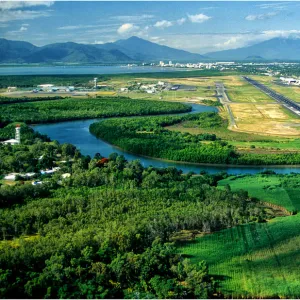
[205,37,300,61]
[0,36,205,64]
[1,36,300,63]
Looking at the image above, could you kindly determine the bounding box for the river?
[33,104,300,175]
[0,65,188,76]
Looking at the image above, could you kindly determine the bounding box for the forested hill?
[0,36,205,63]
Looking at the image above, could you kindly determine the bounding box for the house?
[7,87,17,92]
[32,181,43,185]
[40,167,60,175]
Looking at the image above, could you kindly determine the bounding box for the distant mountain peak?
[205,36,300,61]
[113,35,206,61]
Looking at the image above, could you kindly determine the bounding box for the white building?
[4,172,36,181]
[1,125,21,145]
[37,84,54,91]
[40,167,60,175]
[280,77,297,85]
[7,87,17,92]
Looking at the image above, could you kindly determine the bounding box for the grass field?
[179,214,300,298]
[229,103,300,136]
[167,113,300,152]
[218,174,300,213]
[178,173,300,298]
[229,139,300,152]
[252,75,300,103]
[226,76,274,103]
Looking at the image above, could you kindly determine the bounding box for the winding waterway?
[33,104,300,175]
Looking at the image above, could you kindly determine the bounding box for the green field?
[179,174,300,298]
[218,174,300,212]
[229,139,300,152]
[252,76,300,103]
[167,113,300,152]
[179,214,300,298]
[226,77,274,103]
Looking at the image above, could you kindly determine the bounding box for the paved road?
[215,82,237,128]
[243,76,300,117]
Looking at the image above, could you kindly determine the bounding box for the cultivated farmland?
[179,173,300,298]
[218,174,300,213]
[179,215,300,298]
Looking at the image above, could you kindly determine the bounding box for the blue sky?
[1,1,300,53]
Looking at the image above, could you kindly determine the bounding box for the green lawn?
[179,214,300,298]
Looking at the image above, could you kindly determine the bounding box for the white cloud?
[262,30,300,39]
[0,10,51,22]
[117,23,139,35]
[149,30,300,54]
[20,26,28,32]
[187,13,211,23]
[256,2,290,10]
[154,20,173,29]
[58,24,98,30]
[0,1,54,10]
[202,6,218,10]
[245,12,278,21]
[0,1,53,23]
[111,14,154,22]
[93,40,105,45]
[215,36,246,49]
[150,36,166,43]
[177,18,186,25]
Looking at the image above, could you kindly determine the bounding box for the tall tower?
[15,124,21,144]
[94,78,98,89]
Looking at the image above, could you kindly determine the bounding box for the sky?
[1,1,300,54]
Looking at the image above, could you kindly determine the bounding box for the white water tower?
[94,77,98,89]
[15,124,21,144]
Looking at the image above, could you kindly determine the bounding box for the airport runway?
[243,76,300,117]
